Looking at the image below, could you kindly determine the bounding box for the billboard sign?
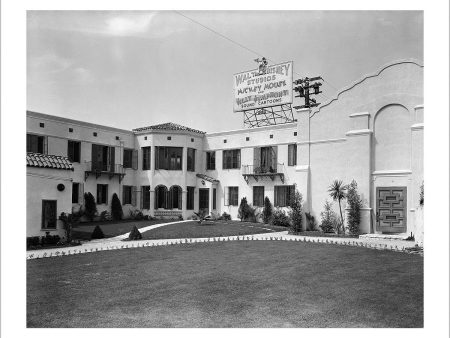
[233,61,293,112]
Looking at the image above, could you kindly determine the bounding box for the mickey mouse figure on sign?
[254,57,268,75]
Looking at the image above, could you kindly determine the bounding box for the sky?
[27,10,423,133]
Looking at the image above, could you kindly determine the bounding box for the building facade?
[26,59,423,239]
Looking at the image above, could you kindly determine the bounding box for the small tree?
[91,225,105,239]
[328,180,347,233]
[59,212,79,243]
[111,193,123,221]
[263,197,273,224]
[346,180,363,235]
[419,181,424,206]
[84,192,97,221]
[238,197,250,221]
[320,200,337,233]
[128,225,142,240]
[288,190,303,233]
[305,212,317,231]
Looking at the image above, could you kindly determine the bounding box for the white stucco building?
[26,59,423,239]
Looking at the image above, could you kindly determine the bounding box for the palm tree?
[328,180,347,232]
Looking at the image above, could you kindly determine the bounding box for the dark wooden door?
[199,188,209,214]
[376,187,407,233]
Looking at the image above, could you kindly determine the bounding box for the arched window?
[169,185,182,210]
[154,185,168,209]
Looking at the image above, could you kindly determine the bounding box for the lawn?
[72,219,172,240]
[27,241,423,328]
[140,220,287,240]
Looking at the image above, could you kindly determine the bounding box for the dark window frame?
[225,186,239,206]
[41,200,57,229]
[142,147,151,170]
[27,134,47,154]
[274,185,295,207]
[222,149,241,170]
[187,186,195,210]
[187,148,196,172]
[96,184,108,205]
[206,151,216,170]
[123,148,134,169]
[68,140,81,163]
[155,147,183,171]
[123,185,133,205]
[72,183,79,204]
[253,186,265,207]
[142,185,151,210]
[288,144,297,166]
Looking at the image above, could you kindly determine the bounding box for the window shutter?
[44,136,48,155]
[237,150,241,168]
[131,186,136,206]
[132,150,138,170]
[122,187,126,205]
[253,147,260,170]
[165,189,169,209]
[105,186,108,205]
[140,187,144,209]
[155,147,159,170]
[109,147,115,172]
[271,146,278,172]
[178,188,182,210]
[224,187,229,206]
[154,187,158,209]
[79,183,84,204]
[294,144,297,166]
[97,185,100,204]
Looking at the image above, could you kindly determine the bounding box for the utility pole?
[293,76,323,109]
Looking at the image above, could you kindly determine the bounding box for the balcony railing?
[242,163,285,183]
[84,161,125,182]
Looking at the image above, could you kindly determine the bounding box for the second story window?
[223,149,241,170]
[187,148,196,172]
[92,144,115,172]
[288,144,297,166]
[142,147,151,170]
[155,147,182,170]
[123,149,138,169]
[206,151,215,170]
[67,140,81,163]
[27,134,47,154]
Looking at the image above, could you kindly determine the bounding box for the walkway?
[26,228,422,260]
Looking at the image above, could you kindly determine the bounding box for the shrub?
[128,226,143,240]
[84,192,97,221]
[288,190,303,233]
[178,214,184,221]
[346,180,363,235]
[111,193,123,220]
[238,197,251,221]
[99,210,111,221]
[419,181,424,206]
[41,234,61,245]
[59,212,80,243]
[27,236,40,249]
[263,196,273,224]
[91,225,105,239]
[271,208,291,227]
[129,209,144,220]
[320,200,337,233]
[221,212,231,221]
[305,212,317,231]
[246,205,259,223]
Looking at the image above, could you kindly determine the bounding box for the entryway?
[199,188,209,215]
[376,187,407,233]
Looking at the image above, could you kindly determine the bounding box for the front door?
[376,187,407,233]
[199,188,209,215]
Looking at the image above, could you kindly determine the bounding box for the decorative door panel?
[376,187,407,233]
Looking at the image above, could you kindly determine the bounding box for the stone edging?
[26,234,422,260]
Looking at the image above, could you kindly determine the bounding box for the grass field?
[140,220,287,240]
[27,241,423,328]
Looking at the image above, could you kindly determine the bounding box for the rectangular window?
[72,183,79,203]
[222,149,241,169]
[123,149,134,169]
[187,186,195,210]
[27,134,47,154]
[225,186,239,206]
[213,188,217,210]
[288,144,297,166]
[253,186,265,207]
[42,200,57,229]
[142,147,151,170]
[91,144,115,172]
[155,147,183,170]
[123,186,133,205]
[274,185,295,207]
[187,148,196,172]
[97,184,108,204]
[142,186,150,209]
[206,151,216,170]
[67,140,81,163]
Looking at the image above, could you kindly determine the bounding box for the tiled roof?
[27,152,74,171]
[132,122,206,134]
[196,173,219,183]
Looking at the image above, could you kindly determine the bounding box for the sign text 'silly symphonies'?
[233,61,293,112]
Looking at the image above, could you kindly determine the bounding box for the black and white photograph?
[1,0,449,336]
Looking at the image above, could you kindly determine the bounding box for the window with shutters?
[222,149,241,169]
[225,186,239,206]
[142,186,150,209]
[253,146,277,173]
[274,185,295,207]
[91,144,115,172]
[187,186,195,210]
[72,183,79,203]
[96,184,108,204]
[155,147,183,170]
[288,144,297,166]
[123,186,133,205]
[67,140,81,162]
[253,186,264,207]
[142,147,151,170]
[206,151,216,170]
[187,148,196,172]
[27,134,47,154]
[123,149,134,169]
